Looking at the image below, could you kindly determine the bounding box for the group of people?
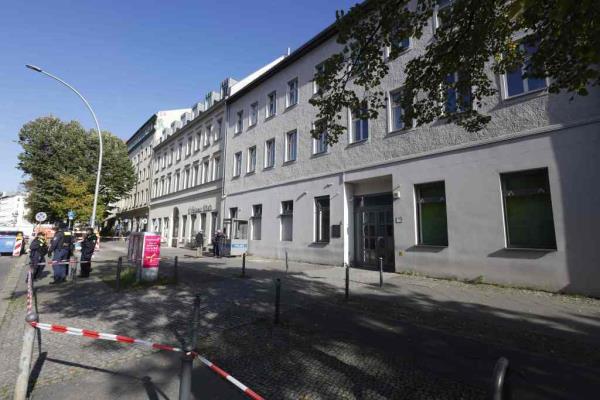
[29,223,98,283]
[194,229,226,258]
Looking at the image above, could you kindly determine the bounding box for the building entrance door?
[354,194,394,270]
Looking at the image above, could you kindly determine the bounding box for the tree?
[17,116,135,224]
[310,0,600,143]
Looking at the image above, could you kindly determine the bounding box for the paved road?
[0,256,15,288]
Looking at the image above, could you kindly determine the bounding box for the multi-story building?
[114,109,190,233]
[148,57,284,248]
[222,22,600,296]
[0,192,34,234]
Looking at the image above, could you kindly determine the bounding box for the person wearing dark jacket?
[79,228,97,277]
[29,232,48,280]
[48,223,74,283]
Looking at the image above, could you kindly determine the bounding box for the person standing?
[48,223,74,283]
[79,228,97,277]
[29,232,48,280]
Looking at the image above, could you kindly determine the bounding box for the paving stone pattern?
[0,241,598,399]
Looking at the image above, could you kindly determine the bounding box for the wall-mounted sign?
[188,205,213,214]
[35,212,47,222]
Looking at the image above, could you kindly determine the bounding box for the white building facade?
[114,109,190,233]
[0,192,35,234]
[148,92,227,249]
[222,23,600,296]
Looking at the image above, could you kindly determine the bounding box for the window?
[235,110,243,133]
[212,155,221,181]
[216,118,223,140]
[415,181,448,246]
[155,158,160,172]
[445,72,472,114]
[315,196,330,243]
[247,146,256,173]
[434,0,453,31]
[175,171,181,191]
[205,125,212,146]
[280,201,293,241]
[249,102,258,126]
[501,168,556,249]
[389,89,408,131]
[267,91,277,118]
[389,37,410,56]
[202,160,209,183]
[505,43,547,98]
[265,139,275,168]
[314,63,325,95]
[351,103,369,142]
[169,148,174,165]
[177,143,182,161]
[193,163,200,185]
[285,130,297,162]
[186,136,192,156]
[166,175,171,194]
[195,131,201,151]
[287,78,298,107]
[233,152,242,177]
[251,204,262,240]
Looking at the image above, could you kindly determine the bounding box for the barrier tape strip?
[28,321,264,400]
[24,265,263,399]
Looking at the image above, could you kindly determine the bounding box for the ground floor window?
[415,181,448,246]
[280,201,293,241]
[252,204,262,240]
[315,196,330,243]
[501,168,556,249]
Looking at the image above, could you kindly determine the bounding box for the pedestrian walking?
[48,223,74,283]
[79,228,97,277]
[29,232,48,280]
[195,230,204,257]
[212,230,224,258]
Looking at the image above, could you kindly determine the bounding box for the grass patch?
[102,268,176,290]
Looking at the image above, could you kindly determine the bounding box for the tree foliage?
[310,0,600,143]
[17,116,135,224]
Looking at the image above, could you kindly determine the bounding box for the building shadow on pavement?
[22,251,600,399]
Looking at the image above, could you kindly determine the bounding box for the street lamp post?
[25,64,103,228]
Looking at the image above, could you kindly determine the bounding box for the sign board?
[35,212,47,222]
[141,218,148,225]
[67,210,76,220]
[188,205,213,214]
[127,232,161,282]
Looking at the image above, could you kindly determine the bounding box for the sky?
[0,0,355,193]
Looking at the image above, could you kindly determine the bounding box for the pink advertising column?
[142,233,161,281]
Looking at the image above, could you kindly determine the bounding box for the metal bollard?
[492,357,510,400]
[70,257,78,283]
[116,256,122,291]
[285,250,289,274]
[14,311,38,400]
[241,253,246,277]
[174,256,179,284]
[136,259,142,283]
[345,263,350,300]
[274,278,281,324]
[179,294,201,400]
[379,257,383,288]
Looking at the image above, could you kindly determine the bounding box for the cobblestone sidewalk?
[0,242,598,399]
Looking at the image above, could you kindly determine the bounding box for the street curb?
[0,256,26,331]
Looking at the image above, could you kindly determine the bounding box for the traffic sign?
[67,210,76,220]
[35,212,47,222]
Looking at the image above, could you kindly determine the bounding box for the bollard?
[174,256,179,284]
[14,311,38,400]
[116,257,122,291]
[492,357,510,400]
[379,257,383,288]
[345,263,350,300]
[285,250,288,274]
[70,257,78,283]
[136,259,142,284]
[178,347,194,400]
[179,294,201,400]
[241,253,246,277]
[274,278,281,324]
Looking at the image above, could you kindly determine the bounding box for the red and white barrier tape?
[28,321,263,400]
[24,264,263,400]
